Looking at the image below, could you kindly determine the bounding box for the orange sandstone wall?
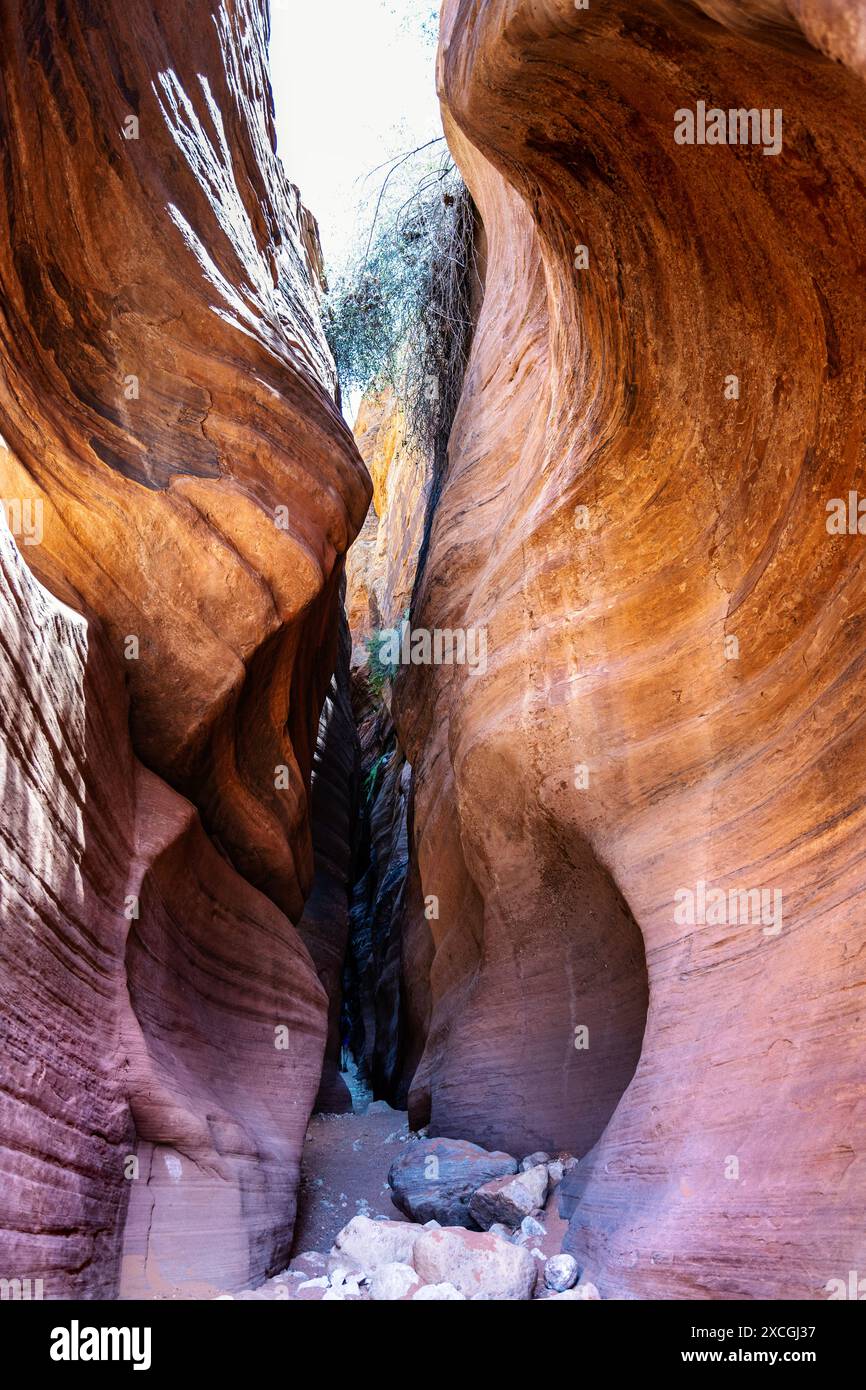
[0,0,369,1297]
[398,0,866,1296]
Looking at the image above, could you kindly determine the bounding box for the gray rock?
[519,1214,547,1239]
[388,1137,517,1226]
[520,1151,551,1171]
[548,1152,578,1187]
[544,1253,579,1292]
[488,1222,514,1241]
[469,1164,549,1230]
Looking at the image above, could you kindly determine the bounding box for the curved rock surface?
[0,518,326,1298]
[0,0,370,920]
[0,0,367,1297]
[388,0,866,1296]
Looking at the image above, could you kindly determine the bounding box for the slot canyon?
[0,0,865,1316]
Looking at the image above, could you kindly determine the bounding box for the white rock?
[413,1226,537,1300]
[331,1214,421,1271]
[328,1267,364,1298]
[412,1281,467,1301]
[544,1253,579,1292]
[368,1262,423,1301]
[297,1276,329,1291]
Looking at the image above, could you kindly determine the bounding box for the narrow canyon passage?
[0,0,865,1315]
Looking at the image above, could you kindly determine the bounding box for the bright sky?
[269,0,442,276]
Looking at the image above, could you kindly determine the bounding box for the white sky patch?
[268,0,441,276]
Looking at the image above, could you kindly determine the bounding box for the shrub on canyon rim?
[323,146,477,461]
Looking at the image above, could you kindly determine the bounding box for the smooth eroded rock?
[393,0,866,1297]
[0,520,327,1299]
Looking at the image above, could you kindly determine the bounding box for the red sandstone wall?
[0,0,368,1297]
[393,0,866,1296]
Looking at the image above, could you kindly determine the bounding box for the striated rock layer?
[0,520,326,1298]
[393,0,866,1297]
[346,388,433,672]
[0,0,368,1297]
[0,0,370,920]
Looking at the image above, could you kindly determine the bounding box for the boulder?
[331,1216,421,1271]
[368,1263,422,1301]
[388,1137,517,1225]
[413,1227,537,1300]
[520,1152,551,1171]
[544,1254,579,1292]
[469,1164,549,1230]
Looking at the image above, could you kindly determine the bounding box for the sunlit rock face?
[340,390,435,1105]
[0,520,326,1298]
[346,389,432,672]
[0,0,370,920]
[0,0,367,1297]
[412,0,866,1296]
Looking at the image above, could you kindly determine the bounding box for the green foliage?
[322,144,477,461]
[365,627,399,696]
[362,751,391,803]
[389,0,439,47]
